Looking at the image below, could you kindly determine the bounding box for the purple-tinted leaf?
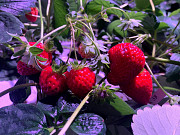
[0,12,24,43]
[132,104,180,135]
[0,0,36,16]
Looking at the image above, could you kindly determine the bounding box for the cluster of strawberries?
[17,42,96,99]
[107,43,153,105]
[17,42,153,105]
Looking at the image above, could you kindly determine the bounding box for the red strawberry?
[120,69,153,105]
[78,43,96,59]
[25,7,38,22]
[17,42,52,75]
[67,67,96,99]
[107,43,145,85]
[39,66,69,96]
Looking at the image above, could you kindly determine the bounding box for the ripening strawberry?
[25,7,38,22]
[17,42,52,75]
[67,67,96,99]
[107,43,145,85]
[78,43,96,59]
[120,69,153,105]
[39,66,69,96]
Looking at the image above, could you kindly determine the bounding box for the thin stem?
[145,56,180,66]
[149,0,155,14]
[58,90,93,135]
[0,83,38,97]
[38,0,44,43]
[145,62,173,100]
[46,0,53,32]
[94,7,130,20]
[32,25,67,47]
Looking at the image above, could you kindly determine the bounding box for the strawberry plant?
[0,0,180,135]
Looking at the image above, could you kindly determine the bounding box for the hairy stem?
[38,0,44,43]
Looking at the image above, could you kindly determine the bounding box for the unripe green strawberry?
[120,69,153,105]
[78,43,96,59]
[107,43,145,85]
[67,67,96,99]
[17,42,52,75]
[25,7,38,22]
[39,66,69,96]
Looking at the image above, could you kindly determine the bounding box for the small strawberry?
[120,69,153,105]
[39,66,69,96]
[25,7,38,22]
[78,43,96,59]
[17,42,52,75]
[67,66,96,99]
[107,43,145,85]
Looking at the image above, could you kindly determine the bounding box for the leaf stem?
[32,25,67,47]
[38,0,44,43]
[0,83,38,98]
[145,62,173,100]
[145,56,180,66]
[149,0,155,14]
[58,90,93,135]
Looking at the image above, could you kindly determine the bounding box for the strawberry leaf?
[132,104,180,135]
[0,12,24,43]
[135,0,164,10]
[29,47,43,55]
[70,113,106,135]
[0,103,48,134]
[36,56,48,62]
[53,0,69,37]
[166,53,180,82]
[13,47,26,57]
[107,94,135,116]
[0,0,36,15]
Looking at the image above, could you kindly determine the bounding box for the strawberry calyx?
[70,60,87,70]
[51,63,68,75]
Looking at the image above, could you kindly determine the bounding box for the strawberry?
[17,42,52,75]
[78,43,96,59]
[107,43,145,85]
[25,7,38,22]
[67,67,96,99]
[39,66,69,96]
[120,69,153,105]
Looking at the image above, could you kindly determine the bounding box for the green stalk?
[145,62,173,100]
[38,0,44,43]
[32,25,67,47]
[58,90,93,135]
[149,0,155,14]
[145,56,180,66]
[0,83,38,97]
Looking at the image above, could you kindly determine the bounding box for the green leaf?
[53,0,69,37]
[67,0,86,12]
[169,9,180,17]
[166,53,180,82]
[135,0,164,10]
[0,0,36,16]
[86,0,123,17]
[107,20,127,37]
[0,12,24,43]
[156,22,169,31]
[29,47,43,55]
[0,103,48,134]
[71,113,106,135]
[13,47,26,57]
[107,94,135,116]
[36,56,48,61]
[8,33,27,44]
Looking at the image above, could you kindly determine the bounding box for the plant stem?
[32,25,67,47]
[149,0,155,14]
[0,83,38,98]
[58,90,93,135]
[38,0,44,43]
[145,56,180,66]
[46,0,53,33]
[145,62,173,100]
